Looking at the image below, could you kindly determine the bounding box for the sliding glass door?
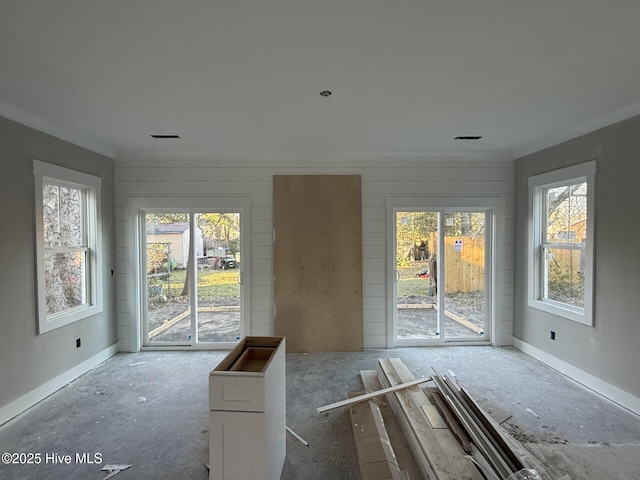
[393,208,491,344]
[143,211,243,347]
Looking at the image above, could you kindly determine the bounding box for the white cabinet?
[209,337,286,480]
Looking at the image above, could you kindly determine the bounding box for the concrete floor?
[1,346,639,480]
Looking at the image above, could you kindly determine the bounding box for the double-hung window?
[34,160,102,333]
[528,161,595,326]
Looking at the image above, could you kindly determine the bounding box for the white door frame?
[386,196,502,347]
[128,196,251,351]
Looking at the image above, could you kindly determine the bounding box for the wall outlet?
[550,330,556,340]
[76,338,81,348]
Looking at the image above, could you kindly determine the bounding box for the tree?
[396,212,438,264]
[546,183,587,240]
[197,213,240,254]
[181,232,194,297]
[145,212,241,298]
[43,184,84,313]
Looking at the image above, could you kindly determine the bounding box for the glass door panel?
[395,211,440,341]
[443,212,487,340]
[143,211,242,346]
[195,212,241,343]
[145,213,193,344]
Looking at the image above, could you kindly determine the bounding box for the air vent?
[454,136,482,140]
[151,134,181,139]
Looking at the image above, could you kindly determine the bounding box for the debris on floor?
[506,469,542,480]
[523,442,640,480]
[526,408,540,420]
[318,357,555,480]
[286,425,310,447]
[101,464,131,479]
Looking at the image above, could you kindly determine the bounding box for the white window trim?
[34,160,103,333]
[385,195,503,347]
[127,196,251,352]
[527,161,596,326]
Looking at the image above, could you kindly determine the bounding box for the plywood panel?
[273,175,363,352]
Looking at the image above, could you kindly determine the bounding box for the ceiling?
[2,1,640,159]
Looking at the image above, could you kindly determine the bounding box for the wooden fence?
[545,248,584,285]
[441,236,485,293]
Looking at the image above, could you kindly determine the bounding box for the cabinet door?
[209,411,266,480]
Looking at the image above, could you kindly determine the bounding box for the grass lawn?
[397,265,434,297]
[149,264,430,299]
[148,268,240,298]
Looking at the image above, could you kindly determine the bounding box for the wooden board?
[422,404,448,429]
[377,358,485,480]
[316,377,432,414]
[273,175,363,352]
[360,371,423,480]
[349,393,407,480]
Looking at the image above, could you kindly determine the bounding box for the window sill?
[39,304,103,334]
[528,298,592,327]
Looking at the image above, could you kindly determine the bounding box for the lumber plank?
[388,358,436,410]
[469,443,501,480]
[422,405,448,429]
[316,377,431,414]
[360,371,423,480]
[430,390,472,454]
[378,358,486,480]
[385,359,483,480]
[360,370,382,392]
[455,383,553,478]
[350,392,407,480]
[148,309,190,338]
[378,359,439,480]
[456,383,524,471]
[430,369,513,479]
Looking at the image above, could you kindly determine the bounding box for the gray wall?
[0,116,116,411]
[514,115,640,399]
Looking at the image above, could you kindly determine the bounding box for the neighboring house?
[146,222,204,269]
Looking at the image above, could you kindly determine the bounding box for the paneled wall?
[114,154,514,351]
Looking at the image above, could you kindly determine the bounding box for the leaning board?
[273,175,363,352]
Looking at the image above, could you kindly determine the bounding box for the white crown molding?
[0,101,115,159]
[118,149,513,164]
[513,101,640,159]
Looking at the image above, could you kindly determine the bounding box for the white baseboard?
[0,343,119,426]
[511,337,640,416]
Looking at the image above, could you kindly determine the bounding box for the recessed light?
[454,136,482,140]
[319,90,332,97]
[150,134,181,139]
